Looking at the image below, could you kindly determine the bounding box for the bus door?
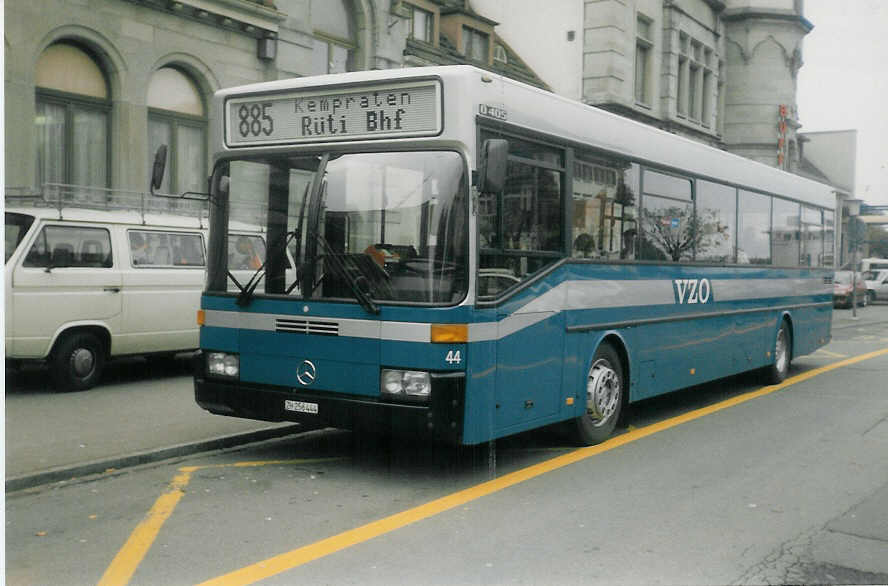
[494,306,564,431]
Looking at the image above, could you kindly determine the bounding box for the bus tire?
[764,320,792,385]
[569,343,624,446]
[51,332,105,391]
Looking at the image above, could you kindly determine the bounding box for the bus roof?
[213,65,836,210]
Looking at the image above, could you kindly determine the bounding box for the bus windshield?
[209,150,468,306]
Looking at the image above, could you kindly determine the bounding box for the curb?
[5,424,302,493]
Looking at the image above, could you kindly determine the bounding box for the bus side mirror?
[150,145,168,195]
[478,139,508,194]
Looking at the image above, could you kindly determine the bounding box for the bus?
[177,65,835,446]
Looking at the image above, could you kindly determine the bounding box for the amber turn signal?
[430,324,468,343]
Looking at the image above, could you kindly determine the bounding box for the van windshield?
[207,151,468,306]
[5,212,35,264]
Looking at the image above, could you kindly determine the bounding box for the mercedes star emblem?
[296,360,317,386]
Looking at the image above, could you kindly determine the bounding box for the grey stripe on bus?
[202,276,829,343]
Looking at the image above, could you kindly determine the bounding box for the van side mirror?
[150,145,168,195]
[478,139,508,194]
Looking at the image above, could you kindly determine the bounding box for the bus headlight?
[207,352,239,378]
[380,369,431,398]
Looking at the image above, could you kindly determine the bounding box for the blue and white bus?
[183,65,835,446]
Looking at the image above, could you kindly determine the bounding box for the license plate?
[284,400,318,414]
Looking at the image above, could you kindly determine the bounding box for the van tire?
[51,332,105,391]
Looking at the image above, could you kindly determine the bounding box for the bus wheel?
[570,343,624,446]
[764,320,792,385]
[51,332,105,391]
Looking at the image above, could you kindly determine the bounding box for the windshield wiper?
[315,235,379,315]
[235,229,300,307]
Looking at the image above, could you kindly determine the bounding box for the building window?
[311,0,356,74]
[34,42,110,190]
[689,62,700,120]
[462,26,489,62]
[493,43,508,64]
[408,5,434,42]
[147,67,207,195]
[635,15,653,105]
[677,34,688,116]
[677,34,717,128]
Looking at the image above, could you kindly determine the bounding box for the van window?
[129,230,205,267]
[22,225,113,268]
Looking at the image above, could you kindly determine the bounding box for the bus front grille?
[275,318,339,336]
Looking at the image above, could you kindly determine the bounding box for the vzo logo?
[674,278,712,304]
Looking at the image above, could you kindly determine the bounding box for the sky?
[796,0,888,206]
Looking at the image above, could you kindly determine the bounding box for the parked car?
[864,269,888,303]
[833,270,868,308]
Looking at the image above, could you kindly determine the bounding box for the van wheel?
[764,320,792,385]
[569,343,624,446]
[51,332,105,391]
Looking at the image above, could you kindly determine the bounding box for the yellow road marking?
[199,347,888,586]
[98,458,344,586]
[98,467,195,586]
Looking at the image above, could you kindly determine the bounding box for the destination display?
[225,80,442,147]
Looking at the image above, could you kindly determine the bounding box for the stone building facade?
[4,0,544,197]
[473,0,812,171]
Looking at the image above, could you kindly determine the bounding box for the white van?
[5,197,210,390]
[864,269,888,303]
[860,257,888,272]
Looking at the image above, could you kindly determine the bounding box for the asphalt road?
[5,303,888,585]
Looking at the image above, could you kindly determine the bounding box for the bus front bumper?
[194,373,466,445]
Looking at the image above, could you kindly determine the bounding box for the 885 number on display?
[237,102,274,138]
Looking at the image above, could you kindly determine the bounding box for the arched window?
[35,42,111,188]
[311,0,356,74]
[147,66,207,194]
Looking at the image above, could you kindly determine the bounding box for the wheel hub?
[586,359,620,425]
[71,348,96,378]
[775,329,787,374]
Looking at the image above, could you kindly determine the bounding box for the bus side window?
[639,169,693,262]
[478,132,566,300]
[571,153,638,261]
